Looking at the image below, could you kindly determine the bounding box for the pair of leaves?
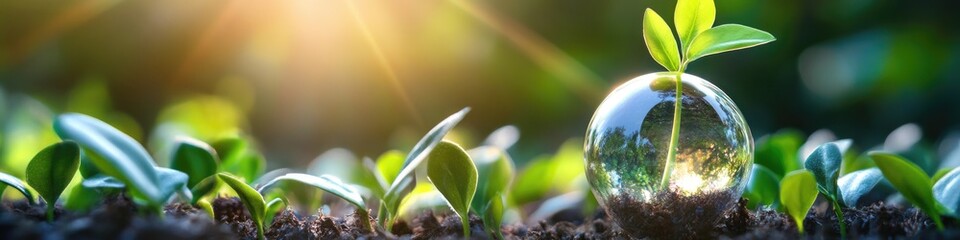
[381,108,469,220]
[426,140,478,238]
[257,173,371,232]
[25,141,81,220]
[54,113,190,207]
[643,0,774,71]
[780,170,818,233]
[871,152,945,230]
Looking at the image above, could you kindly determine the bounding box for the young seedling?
[169,137,219,204]
[218,173,268,239]
[25,141,81,221]
[643,0,775,189]
[0,171,36,204]
[743,164,780,210]
[780,170,818,233]
[426,140,478,238]
[872,152,946,230]
[934,167,960,217]
[803,140,852,236]
[257,173,372,232]
[54,113,191,214]
[469,146,515,238]
[379,108,470,229]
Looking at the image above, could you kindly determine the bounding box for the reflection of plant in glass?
[642,0,775,189]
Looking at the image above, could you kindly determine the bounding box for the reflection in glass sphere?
[584,72,753,237]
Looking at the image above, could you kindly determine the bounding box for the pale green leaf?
[933,167,960,216]
[376,150,405,185]
[427,141,478,237]
[643,8,681,71]
[780,170,817,233]
[744,164,779,209]
[218,173,266,239]
[686,24,775,63]
[54,113,163,204]
[258,173,366,211]
[838,168,883,207]
[0,171,35,204]
[675,0,715,52]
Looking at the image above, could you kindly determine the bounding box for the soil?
[1,195,958,239]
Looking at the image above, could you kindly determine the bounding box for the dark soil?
[2,195,958,239]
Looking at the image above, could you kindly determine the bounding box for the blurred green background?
[1,0,959,168]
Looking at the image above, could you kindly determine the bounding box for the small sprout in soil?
[803,140,851,236]
[55,113,191,214]
[0,171,35,204]
[257,173,373,232]
[469,146,515,238]
[780,169,818,233]
[380,107,469,229]
[170,136,219,204]
[871,152,946,231]
[934,167,960,217]
[218,173,269,240]
[25,141,81,221]
[427,140,478,238]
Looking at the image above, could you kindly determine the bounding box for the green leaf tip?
[685,24,775,63]
[780,170,817,233]
[675,0,716,52]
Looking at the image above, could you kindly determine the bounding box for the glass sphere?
[584,72,753,237]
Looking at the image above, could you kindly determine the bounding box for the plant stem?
[256,223,265,240]
[932,214,945,231]
[46,204,55,222]
[359,210,374,233]
[831,200,847,238]
[461,215,471,238]
[659,71,684,190]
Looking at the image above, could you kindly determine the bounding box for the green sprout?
[257,173,372,232]
[803,140,851,236]
[872,152,947,231]
[54,113,192,215]
[169,137,220,204]
[779,169,817,233]
[469,146,515,238]
[26,141,81,221]
[426,140,478,238]
[218,173,277,240]
[642,0,775,189]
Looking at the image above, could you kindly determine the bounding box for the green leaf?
[780,170,817,233]
[674,0,715,52]
[218,173,266,239]
[155,167,192,202]
[483,193,506,239]
[0,171,35,204]
[427,141,478,237]
[190,175,220,204]
[264,197,287,228]
[685,24,775,63]
[26,141,80,218]
[744,164,780,209]
[197,198,215,218]
[871,152,944,230]
[510,157,555,205]
[469,146,515,213]
[838,168,883,207]
[376,150,405,184]
[170,137,219,189]
[642,8,681,71]
[383,108,469,216]
[54,113,164,205]
[258,173,372,231]
[933,167,960,216]
[64,184,102,212]
[356,157,387,199]
[214,137,265,183]
[804,141,847,200]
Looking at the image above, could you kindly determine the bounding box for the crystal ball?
[584,72,753,237]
